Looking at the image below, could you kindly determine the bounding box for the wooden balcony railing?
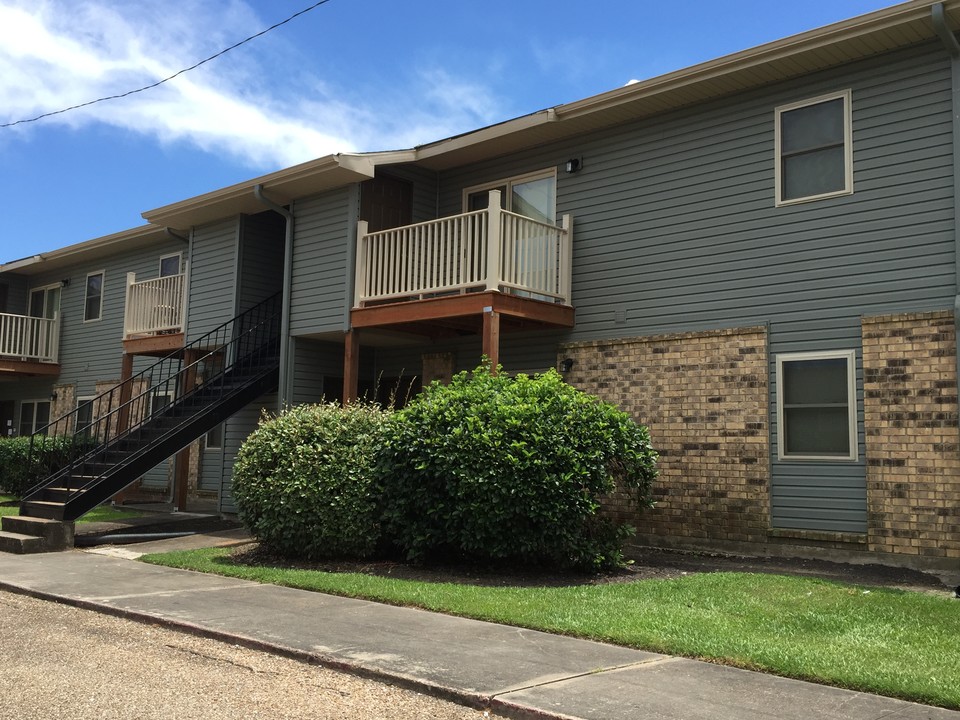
[0,312,60,363]
[355,189,572,307]
[123,270,187,338]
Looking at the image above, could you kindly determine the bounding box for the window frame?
[159,252,182,277]
[205,422,224,450]
[461,168,558,219]
[83,270,105,323]
[19,399,52,437]
[776,349,858,462]
[774,89,853,207]
[76,396,95,438]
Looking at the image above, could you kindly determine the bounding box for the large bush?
[0,435,77,497]
[232,402,391,559]
[378,366,658,570]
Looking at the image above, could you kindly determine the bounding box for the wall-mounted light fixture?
[559,358,575,373]
[60,278,70,287]
[564,158,582,174]
[49,392,58,402]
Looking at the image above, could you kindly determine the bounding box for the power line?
[1,0,333,129]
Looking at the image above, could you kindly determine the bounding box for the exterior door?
[27,285,61,359]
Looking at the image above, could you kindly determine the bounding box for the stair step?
[0,530,46,554]
[1,515,74,549]
[21,500,66,521]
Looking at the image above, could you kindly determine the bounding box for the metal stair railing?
[22,293,281,505]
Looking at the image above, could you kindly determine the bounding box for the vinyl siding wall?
[290,187,356,336]
[377,41,954,534]
[187,218,239,342]
[237,211,285,313]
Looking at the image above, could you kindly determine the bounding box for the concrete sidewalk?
[0,549,956,720]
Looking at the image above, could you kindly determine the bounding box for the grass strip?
[142,546,959,709]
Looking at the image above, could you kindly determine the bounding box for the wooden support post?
[482,309,500,374]
[111,353,136,506]
[173,349,200,512]
[116,353,135,435]
[343,329,360,405]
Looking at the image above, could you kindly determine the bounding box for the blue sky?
[0,0,899,261]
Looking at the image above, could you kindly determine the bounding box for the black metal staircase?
[18,293,281,523]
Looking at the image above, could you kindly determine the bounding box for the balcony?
[123,270,188,356]
[344,190,575,401]
[0,312,60,375]
[355,190,572,308]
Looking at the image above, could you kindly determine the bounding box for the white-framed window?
[76,396,95,439]
[775,90,852,206]
[159,253,182,277]
[463,168,557,224]
[84,270,105,322]
[19,399,51,436]
[205,422,223,450]
[776,349,857,461]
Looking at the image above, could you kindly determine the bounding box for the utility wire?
[1,0,333,128]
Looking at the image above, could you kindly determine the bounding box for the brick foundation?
[862,310,960,561]
[422,352,455,386]
[560,326,770,545]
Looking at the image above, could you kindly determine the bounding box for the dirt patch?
[226,543,952,594]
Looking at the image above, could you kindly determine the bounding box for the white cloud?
[0,0,503,169]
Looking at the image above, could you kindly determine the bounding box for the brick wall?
[559,326,770,545]
[862,310,960,560]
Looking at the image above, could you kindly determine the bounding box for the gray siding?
[220,391,275,514]
[425,41,954,533]
[237,212,285,313]
[2,273,28,314]
[187,219,239,341]
[290,187,355,336]
[291,337,341,405]
[382,164,439,223]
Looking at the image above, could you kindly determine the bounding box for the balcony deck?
[123,271,187,356]
[0,312,61,376]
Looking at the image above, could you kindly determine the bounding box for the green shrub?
[0,435,77,496]
[378,366,658,571]
[232,402,391,560]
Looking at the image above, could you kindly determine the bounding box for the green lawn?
[142,546,960,710]
[0,495,143,523]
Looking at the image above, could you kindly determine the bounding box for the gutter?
[254,184,295,412]
[932,2,960,446]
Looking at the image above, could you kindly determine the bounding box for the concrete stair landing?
[0,515,75,554]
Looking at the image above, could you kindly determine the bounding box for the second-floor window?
[775,90,852,205]
[159,253,181,277]
[84,271,104,322]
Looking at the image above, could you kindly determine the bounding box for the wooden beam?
[482,309,500,372]
[343,329,359,405]
[123,332,185,356]
[351,291,574,329]
[0,360,61,376]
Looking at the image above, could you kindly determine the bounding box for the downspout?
[932,2,960,444]
[253,184,294,412]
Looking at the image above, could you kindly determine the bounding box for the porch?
[345,190,575,400]
[122,269,188,356]
[0,312,60,376]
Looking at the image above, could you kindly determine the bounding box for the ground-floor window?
[776,349,857,461]
[19,399,51,436]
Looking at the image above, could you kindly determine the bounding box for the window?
[463,169,556,223]
[775,90,852,205]
[76,397,95,439]
[776,350,857,461]
[205,422,223,450]
[159,253,181,277]
[19,400,51,436]
[84,271,105,322]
